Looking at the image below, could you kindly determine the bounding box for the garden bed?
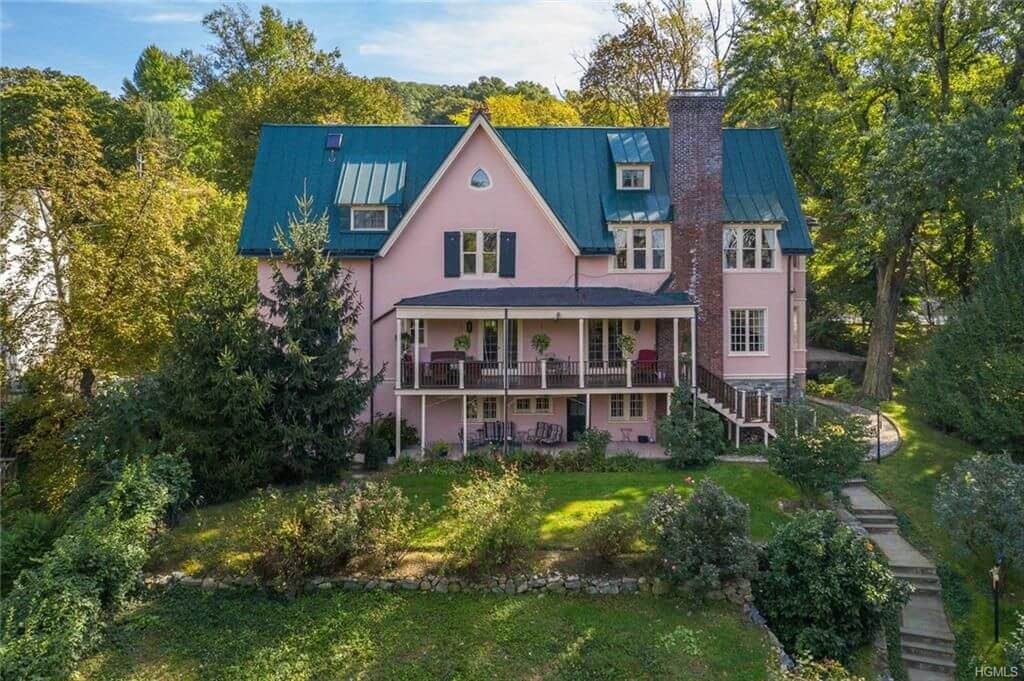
[148,464,799,577]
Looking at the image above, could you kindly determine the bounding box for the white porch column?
[413,319,421,389]
[578,318,585,388]
[395,316,403,389]
[540,358,547,390]
[462,394,468,457]
[626,359,633,388]
[458,360,465,389]
[673,318,680,387]
[394,396,402,457]
[585,393,591,429]
[420,394,426,454]
[689,317,697,388]
[667,390,672,415]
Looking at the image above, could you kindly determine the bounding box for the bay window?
[723,226,778,271]
[611,226,669,272]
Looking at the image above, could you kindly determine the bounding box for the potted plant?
[617,333,636,360]
[453,333,471,354]
[531,332,551,357]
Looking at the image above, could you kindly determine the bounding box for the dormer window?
[351,206,387,231]
[469,168,492,189]
[617,165,650,190]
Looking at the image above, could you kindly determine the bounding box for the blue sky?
[1,1,619,96]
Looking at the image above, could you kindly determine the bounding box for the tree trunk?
[862,251,908,399]
[79,366,95,399]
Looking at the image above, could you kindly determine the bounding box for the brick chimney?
[668,89,725,374]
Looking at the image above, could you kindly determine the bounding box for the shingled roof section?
[238,124,813,257]
[397,287,692,308]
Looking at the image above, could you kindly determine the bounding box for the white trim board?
[396,305,695,320]
[378,115,581,257]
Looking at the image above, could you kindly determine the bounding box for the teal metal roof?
[335,155,406,205]
[238,123,812,257]
[601,192,672,223]
[606,131,655,164]
[722,128,812,252]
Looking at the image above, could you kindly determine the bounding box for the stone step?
[893,570,941,586]
[845,477,868,486]
[890,564,938,577]
[901,629,956,648]
[908,583,943,596]
[902,652,956,674]
[865,525,901,534]
[907,667,955,681]
[902,641,955,662]
[856,513,899,523]
[851,507,897,516]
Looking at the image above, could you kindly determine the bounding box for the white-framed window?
[723,226,778,270]
[587,319,624,364]
[461,230,499,276]
[350,205,387,231]
[400,319,426,350]
[469,168,492,190]
[729,308,766,354]
[616,164,650,190]
[466,397,499,421]
[481,319,519,363]
[611,226,669,272]
[609,393,646,420]
[511,397,553,415]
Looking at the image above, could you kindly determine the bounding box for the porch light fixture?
[465,321,473,333]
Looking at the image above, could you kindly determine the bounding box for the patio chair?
[534,422,563,446]
[459,427,485,450]
[635,348,658,379]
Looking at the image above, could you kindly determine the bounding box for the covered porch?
[391,286,697,458]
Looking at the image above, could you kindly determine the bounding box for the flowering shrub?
[754,511,909,662]
[443,466,543,572]
[580,513,640,561]
[643,479,756,595]
[933,453,1024,570]
[766,410,866,500]
[249,479,422,592]
[657,387,724,468]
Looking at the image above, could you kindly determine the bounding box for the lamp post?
[991,554,1003,643]
[876,403,882,464]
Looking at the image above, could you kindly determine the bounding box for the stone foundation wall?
[146,570,753,603]
[727,377,805,401]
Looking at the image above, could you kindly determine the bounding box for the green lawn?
[866,399,1023,666]
[149,464,799,577]
[76,587,776,680]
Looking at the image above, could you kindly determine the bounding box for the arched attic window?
[469,168,492,189]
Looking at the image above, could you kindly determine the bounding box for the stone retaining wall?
[146,571,753,604]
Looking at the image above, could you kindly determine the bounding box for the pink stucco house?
[239,90,812,455]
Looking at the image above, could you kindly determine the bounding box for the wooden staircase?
[692,364,778,442]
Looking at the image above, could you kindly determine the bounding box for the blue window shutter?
[444,232,460,277]
[499,232,516,278]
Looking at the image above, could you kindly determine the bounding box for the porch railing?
[399,357,679,390]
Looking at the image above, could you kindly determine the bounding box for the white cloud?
[358,1,617,92]
[132,10,204,24]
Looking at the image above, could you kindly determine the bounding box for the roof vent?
[325,133,343,150]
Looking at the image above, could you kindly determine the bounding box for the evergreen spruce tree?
[264,192,381,478]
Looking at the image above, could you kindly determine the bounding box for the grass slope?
[867,400,1022,666]
[149,464,798,577]
[77,588,775,680]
